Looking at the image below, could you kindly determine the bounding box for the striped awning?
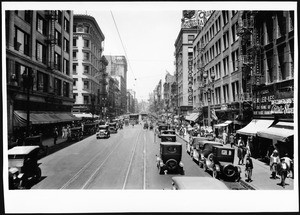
[14,110,81,127]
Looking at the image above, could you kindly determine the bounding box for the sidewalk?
[176,131,294,190]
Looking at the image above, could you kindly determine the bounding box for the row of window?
[10,62,70,97]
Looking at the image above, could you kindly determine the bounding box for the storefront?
[214,120,233,138]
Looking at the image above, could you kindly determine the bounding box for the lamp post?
[22,68,34,137]
[203,70,215,127]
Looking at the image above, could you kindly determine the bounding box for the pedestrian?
[229,133,235,148]
[222,130,228,145]
[53,127,58,145]
[281,153,293,178]
[62,126,66,139]
[279,158,289,188]
[245,137,251,157]
[269,149,280,179]
[245,154,253,182]
[237,137,245,165]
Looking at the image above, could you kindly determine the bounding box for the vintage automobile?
[202,145,241,181]
[109,122,118,133]
[96,125,110,139]
[8,145,42,189]
[68,127,83,141]
[83,122,98,136]
[186,136,210,156]
[156,141,184,175]
[157,124,168,138]
[193,140,223,163]
[23,135,48,158]
[161,129,176,136]
[171,176,229,190]
[160,134,176,142]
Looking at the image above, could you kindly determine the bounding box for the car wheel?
[158,166,164,175]
[203,162,208,172]
[179,168,185,175]
[212,170,218,179]
[34,167,42,182]
[199,161,203,168]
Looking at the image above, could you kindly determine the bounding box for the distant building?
[72,14,106,116]
[163,72,176,113]
[105,55,128,115]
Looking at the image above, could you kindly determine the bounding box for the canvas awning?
[236,119,274,136]
[214,120,233,128]
[185,113,199,122]
[257,122,294,142]
[14,110,81,126]
[72,113,93,118]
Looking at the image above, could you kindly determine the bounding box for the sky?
[74,9,182,102]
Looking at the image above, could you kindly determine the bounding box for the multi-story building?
[106,76,120,118]
[127,89,136,113]
[163,72,176,113]
[237,11,294,158]
[105,55,128,115]
[72,14,106,117]
[6,10,77,138]
[194,11,243,129]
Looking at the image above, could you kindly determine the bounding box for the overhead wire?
[110,11,137,86]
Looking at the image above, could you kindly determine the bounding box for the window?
[37,71,48,93]
[73,51,77,60]
[231,10,237,17]
[64,18,69,32]
[14,27,30,56]
[73,38,77,46]
[37,15,46,35]
[55,30,62,47]
[83,52,90,61]
[223,56,229,76]
[56,10,62,25]
[216,16,221,32]
[83,39,90,48]
[15,10,31,23]
[223,84,229,103]
[231,50,239,72]
[73,78,77,86]
[222,11,229,25]
[188,35,194,44]
[54,52,61,71]
[83,26,89,33]
[84,65,90,74]
[63,59,69,75]
[36,41,46,64]
[73,64,77,74]
[215,39,221,55]
[223,31,229,50]
[54,78,62,96]
[231,23,237,43]
[84,96,89,104]
[63,81,69,97]
[84,80,89,89]
[64,38,69,53]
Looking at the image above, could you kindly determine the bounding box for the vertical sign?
[188,58,193,106]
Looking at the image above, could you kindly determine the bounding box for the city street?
[31,124,246,190]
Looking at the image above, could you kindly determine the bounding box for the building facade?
[194,11,244,127]
[163,72,176,113]
[238,11,294,158]
[6,10,75,138]
[105,55,128,115]
[72,14,106,117]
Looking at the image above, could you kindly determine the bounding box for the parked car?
[171,176,229,190]
[96,125,110,139]
[202,145,241,181]
[8,145,42,189]
[161,129,176,136]
[68,127,83,141]
[156,141,184,175]
[23,135,48,158]
[160,134,176,142]
[109,122,118,133]
[157,124,168,138]
[83,122,98,136]
[193,140,223,163]
[186,136,209,156]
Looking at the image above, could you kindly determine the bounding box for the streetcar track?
[59,133,123,189]
[122,129,142,189]
[143,132,147,190]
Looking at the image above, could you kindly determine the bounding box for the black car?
[96,125,110,139]
[156,141,184,175]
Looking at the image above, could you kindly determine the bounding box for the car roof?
[201,141,223,145]
[99,125,109,128]
[8,146,39,155]
[213,145,234,150]
[192,136,209,141]
[160,142,182,146]
[172,176,229,190]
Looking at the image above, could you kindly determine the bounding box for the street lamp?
[22,68,34,137]
[203,70,215,127]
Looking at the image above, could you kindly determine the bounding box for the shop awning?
[257,122,294,142]
[236,119,274,136]
[185,113,199,122]
[214,120,233,128]
[72,113,93,118]
[14,110,81,126]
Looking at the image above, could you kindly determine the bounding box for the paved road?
[31,124,246,190]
